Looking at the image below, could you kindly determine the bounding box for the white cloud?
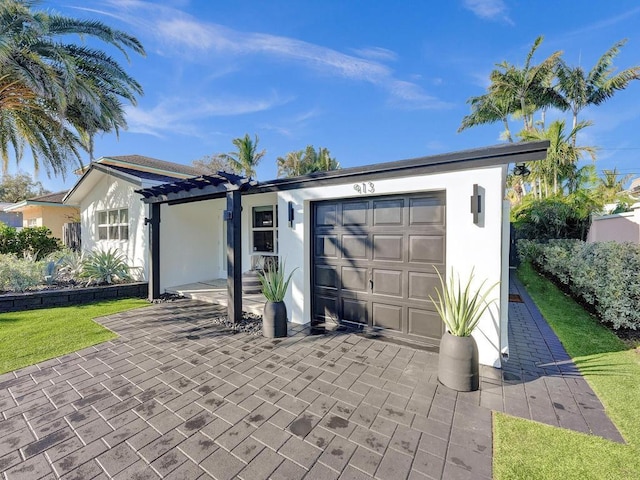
[81,0,445,110]
[351,47,398,62]
[124,93,290,138]
[463,0,513,25]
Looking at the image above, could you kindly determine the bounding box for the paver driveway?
[0,300,493,479]
[0,278,622,479]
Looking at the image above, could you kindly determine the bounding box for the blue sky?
[9,0,640,192]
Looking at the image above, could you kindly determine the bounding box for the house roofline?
[253,140,549,192]
[141,141,549,206]
[4,200,79,211]
[63,163,145,204]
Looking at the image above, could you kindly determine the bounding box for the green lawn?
[0,298,148,374]
[494,263,640,479]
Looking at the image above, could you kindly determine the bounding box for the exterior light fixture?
[513,163,530,176]
[288,201,295,227]
[470,184,484,225]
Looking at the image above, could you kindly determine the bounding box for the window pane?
[98,211,107,225]
[109,225,119,239]
[108,210,118,224]
[120,225,129,239]
[120,209,128,223]
[98,226,108,240]
[253,206,274,228]
[253,231,274,252]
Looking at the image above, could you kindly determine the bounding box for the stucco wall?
[80,175,148,280]
[587,210,640,244]
[276,165,507,367]
[158,193,278,291]
[42,206,79,239]
[155,166,508,367]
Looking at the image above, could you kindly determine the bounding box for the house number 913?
[354,182,375,194]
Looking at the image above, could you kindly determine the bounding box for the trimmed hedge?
[519,239,640,330]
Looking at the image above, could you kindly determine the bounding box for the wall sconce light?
[513,162,530,176]
[470,184,484,226]
[288,201,294,228]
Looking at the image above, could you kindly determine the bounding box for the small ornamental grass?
[258,260,297,302]
[429,268,498,337]
[81,248,132,285]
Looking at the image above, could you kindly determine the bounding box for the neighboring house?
[3,191,79,239]
[63,155,201,280]
[0,202,23,228]
[136,141,549,368]
[587,205,640,244]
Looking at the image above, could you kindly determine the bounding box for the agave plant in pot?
[430,268,498,392]
[258,260,297,338]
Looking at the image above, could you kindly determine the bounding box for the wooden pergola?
[137,172,256,324]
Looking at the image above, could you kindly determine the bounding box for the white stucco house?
[63,155,202,279]
[133,141,548,368]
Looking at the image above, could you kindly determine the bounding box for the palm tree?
[519,120,596,197]
[221,134,266,178]
[458,91,515,142]
[459,36,562,136]
[0,0,145,173]
[556,39,640,133]
[276,145,339,177]
[277,150,304,177]
[596,167,634,205]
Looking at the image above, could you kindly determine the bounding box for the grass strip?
[494,263,640,479]
[0,298,148,374]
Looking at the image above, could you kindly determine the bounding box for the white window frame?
[96,208,129,241]
[251,205,278,254]
[26,218,38,227]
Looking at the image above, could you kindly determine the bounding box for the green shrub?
[0,224,61,259]
[512,196,594,241]
[520,239,640,330]
[0,254,43,292]
[81,248,132,285]
[17,227,61,259]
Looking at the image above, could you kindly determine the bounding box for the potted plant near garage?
[430,268,498,392]
[258,260,297,338]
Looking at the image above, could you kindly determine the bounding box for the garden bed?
[0,282,148,313]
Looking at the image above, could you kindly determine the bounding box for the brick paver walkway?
[0,278,623,479]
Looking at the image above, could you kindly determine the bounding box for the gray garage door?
[312,191,446,345]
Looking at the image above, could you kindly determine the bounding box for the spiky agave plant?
[429,268,498,337]
[81,248,131,285]
[258,260,297,302]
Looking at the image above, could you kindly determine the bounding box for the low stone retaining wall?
[0,282,148,313]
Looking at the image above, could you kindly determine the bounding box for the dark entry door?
[312,191,446,345]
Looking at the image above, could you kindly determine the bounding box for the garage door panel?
[314,295,338,322]
[373,303,402,331]
[316,204,338,226]
[341,266,368,292]
[315,265,338,289]
[408,271,439,304]
[373,199,404,225]
[342,235,368,259]
[343,299,367,324]
[408,235,445,264]
[312,192,445,344]
[372,269,403,297]
[409,197,445,225]
[408,308,443,339]
[372,235,403,262]
[315,235,338,258]
[342,201,368,226]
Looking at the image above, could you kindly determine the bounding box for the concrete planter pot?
[263,300,288,338]
[438,331,479,392]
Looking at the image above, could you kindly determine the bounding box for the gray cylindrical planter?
[438,331,480,392]
[263,301,288,338]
